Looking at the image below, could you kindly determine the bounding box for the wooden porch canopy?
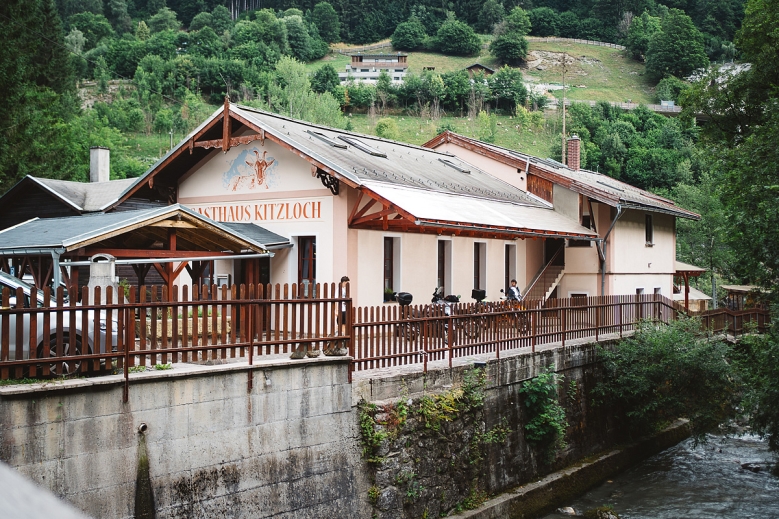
[0,205,272,292]
[675,260,706,312]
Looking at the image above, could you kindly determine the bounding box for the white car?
[0,271,119,376]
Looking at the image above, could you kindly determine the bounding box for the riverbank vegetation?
[597,316,779,468]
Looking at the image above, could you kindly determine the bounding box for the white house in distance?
[423,131,701,300]
[338,52,409,84]
[35,100,696,308]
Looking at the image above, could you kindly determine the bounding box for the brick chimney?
[89,146,110,183]
[567,135,580,171]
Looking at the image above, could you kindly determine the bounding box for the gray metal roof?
[232,105,550,209]
[220,222,292,249]
[432,133,700,220]
[32,176,138,212]
[0,205,270,254]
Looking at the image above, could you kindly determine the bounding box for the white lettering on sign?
[194,200,323,223]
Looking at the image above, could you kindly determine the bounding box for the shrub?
[375,118,400,140]
[433,19,481,56]
[391,18,427,50]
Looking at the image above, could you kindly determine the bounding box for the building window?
[645,214,653,244]
[383,237,394,291]
[504,244,516,293]
[298,236,316,295]
[569,200,592,247]
[437,240,451,294]
[636,287,645,295]
[654,287,661,295]
[473,242,486,290]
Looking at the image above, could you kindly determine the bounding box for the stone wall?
[355,343,624,518]
[0,341,635,519]
[0,358,368,519]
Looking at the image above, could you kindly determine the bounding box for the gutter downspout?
[599,204,623,297]
[51,249,64,289]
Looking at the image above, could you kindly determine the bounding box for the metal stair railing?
[521,247,564,302]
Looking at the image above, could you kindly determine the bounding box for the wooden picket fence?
[0,283,351,397]
[350,294,770,373]
[0,288,770,386]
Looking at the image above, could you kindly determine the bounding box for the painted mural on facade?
[223,148,278,191]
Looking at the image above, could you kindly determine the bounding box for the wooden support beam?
[222,96,231,153]
[349,198,377,225]
[351,208,396,226]
[149,221,198,229]
[85,249,234,258]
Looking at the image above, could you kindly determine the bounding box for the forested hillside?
[0,0,774,295]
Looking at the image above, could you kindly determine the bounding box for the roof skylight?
[438,158,471,174]
[307,130,347,148]
[597,180,625,192]
[337,136,387,157]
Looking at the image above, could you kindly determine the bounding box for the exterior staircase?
[522,248,565,302]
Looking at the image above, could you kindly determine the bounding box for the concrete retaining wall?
[0,340,672,519]
[0,358,367,519]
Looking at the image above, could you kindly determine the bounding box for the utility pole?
[561,52,568,166]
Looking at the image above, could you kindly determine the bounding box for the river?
[541,434,779,519]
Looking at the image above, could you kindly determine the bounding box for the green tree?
[106,0,132,34]
[312,2,340,43]
[670,170,734,292]
[211,5,232,34]
[655,75,688,102]
[477,0,505,33]
[529,7,559,36]
[557,11,580,38]
[596,318,739,441]
[391,18,427,50]
[477,110,497,142]
[737,332,779,453]
[646,9,708,80]
[488,65,527,112]
[433,18,481,56]
[65,28,86,55]
[0,0,81,190]
[95,55,111,93]
[148,7,180,33]
[375,118,400,140]
[311,63,340,94]
[489,7,531,64]
[625,11,661,61]
[135,20,150,41]
[283,15,313,62]
[189,12,213,31]
[67,12,114,50]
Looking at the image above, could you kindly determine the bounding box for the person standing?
[339,276,350,335]
[508,279,521,300]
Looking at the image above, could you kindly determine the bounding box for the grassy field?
[346,113,558,158]
[523,41,656,104]
[123,39,652,168]
[310,40,655,104]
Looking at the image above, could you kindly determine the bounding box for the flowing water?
[541,435,779,519]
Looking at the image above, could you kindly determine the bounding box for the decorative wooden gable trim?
[527,174,553,204]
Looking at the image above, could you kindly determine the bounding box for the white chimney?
[89,146,110,183]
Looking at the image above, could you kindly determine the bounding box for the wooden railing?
[0,283,351,395]
[350,295,770,373]
[1,289,770,385]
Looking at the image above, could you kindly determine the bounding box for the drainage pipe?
[599,204,623,296]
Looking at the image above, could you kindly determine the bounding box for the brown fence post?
[448,311,454,368]
[595,298,600,342]
[347,282,354,383]
[531,309,536,352]
[561,305,566,347]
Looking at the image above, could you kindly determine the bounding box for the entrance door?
[544,238,565,266]
[298,236,316,296]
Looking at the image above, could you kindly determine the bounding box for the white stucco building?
[93,101,698,308]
